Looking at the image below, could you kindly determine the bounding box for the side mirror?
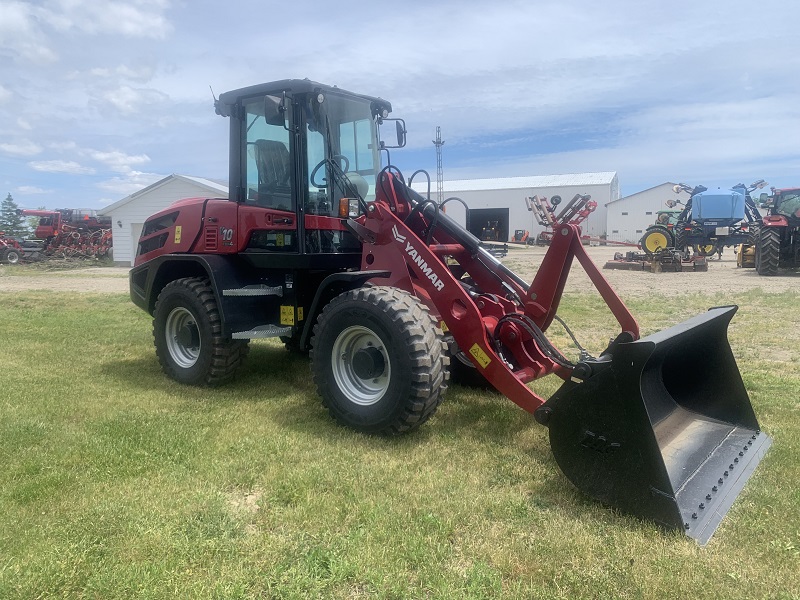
[379,118,406,149]
[396,120,406,147]
[672,185,682,194]
[666,199,676,208]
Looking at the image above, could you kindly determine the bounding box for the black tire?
[639,226,674,256]
[5,248,21,264]
[153,277,249,386]
[748,222,761,245]
[673,225,687,255]
[755,227,780,276]
[311,286,449,435]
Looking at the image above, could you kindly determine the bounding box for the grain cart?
[130,80,770,544]
[755,187,800,275]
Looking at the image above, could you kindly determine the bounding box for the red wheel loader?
[130,80,770,544]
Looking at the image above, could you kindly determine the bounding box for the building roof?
[606,182,676,206]
[411,172,617,194]
[99,174,228,215]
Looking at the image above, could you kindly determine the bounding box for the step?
[222,285,283,297]
[231,325,292,340]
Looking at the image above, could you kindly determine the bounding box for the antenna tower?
[433,126,445,204]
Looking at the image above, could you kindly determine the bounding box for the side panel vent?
[204,227,218,250]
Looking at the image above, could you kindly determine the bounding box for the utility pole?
[433,126,445,205]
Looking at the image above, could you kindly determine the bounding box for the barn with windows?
[605,182,682,244]
[100,174,228,266]
[412,172,619,242]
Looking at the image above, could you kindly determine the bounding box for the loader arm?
[355,173,639,413]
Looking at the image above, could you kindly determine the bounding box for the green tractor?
[639,209,684,256]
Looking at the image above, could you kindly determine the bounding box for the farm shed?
[412,173,619,242]
[605,182,681,244]
[100,174,227,266]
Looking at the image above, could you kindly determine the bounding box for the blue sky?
[1,0,799,211]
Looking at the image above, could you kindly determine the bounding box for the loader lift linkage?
[130,79,770,545]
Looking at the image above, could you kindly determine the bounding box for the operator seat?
[253,139,292,210]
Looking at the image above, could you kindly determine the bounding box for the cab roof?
[215,78,392,117]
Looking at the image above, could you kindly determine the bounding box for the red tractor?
[130,80,770,544]
[0,233,23,264]
[755,187,800,275]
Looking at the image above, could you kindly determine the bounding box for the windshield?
[776,192,800,219]
[305,93,380,216]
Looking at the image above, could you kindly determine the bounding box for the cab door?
[238,93,299,254]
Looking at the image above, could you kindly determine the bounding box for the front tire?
[311,286,449,435]
[153,277,249,386]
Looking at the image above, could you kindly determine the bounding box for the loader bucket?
[537,305,771,545]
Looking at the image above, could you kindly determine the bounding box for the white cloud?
[96,170,163,196]
[48,141,79,151]
[16,185,52,194]
[103,85,169,115]
[87,64,156,82]
[0,140,43,157]
[0,85,11,104]
[36,0,173,38]
[29,160,96,175]
[89,150,151,173]
[0,1,59,64]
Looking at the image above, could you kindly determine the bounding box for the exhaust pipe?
[536,305,771,544]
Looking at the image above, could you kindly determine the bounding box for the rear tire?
[640,226,673,256]
[755,227,780,276]
[673,226,687,255]
[153,277,249,386]
[6,248,21,264]
[311,286,449,435]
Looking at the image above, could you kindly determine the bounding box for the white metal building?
[605,183,681,244]
[412,173,619,242]
[100,174,228,266]
[101,171,620,265]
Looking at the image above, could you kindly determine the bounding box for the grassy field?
[0,288,798,599]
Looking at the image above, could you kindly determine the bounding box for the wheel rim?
[165,306,201,368]
[696,244,715,256]
[7,251,20,264]
[644,231,669,253]
[331,325,390,405]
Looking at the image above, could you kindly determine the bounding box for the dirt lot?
[0,247,797,296]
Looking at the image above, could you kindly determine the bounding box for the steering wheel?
[310,154,350,188]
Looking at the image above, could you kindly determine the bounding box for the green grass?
[0,290,798,599]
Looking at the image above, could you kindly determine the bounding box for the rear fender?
[130,254,268,337]
[762,215,789,228]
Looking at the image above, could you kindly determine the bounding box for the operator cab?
[215,79,398,260]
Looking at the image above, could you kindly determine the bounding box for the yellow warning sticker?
[174,225,182,244]
[280,306,295,325]
[439,320,449,332]
[297,307,304,321]
[468,343,491,368]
